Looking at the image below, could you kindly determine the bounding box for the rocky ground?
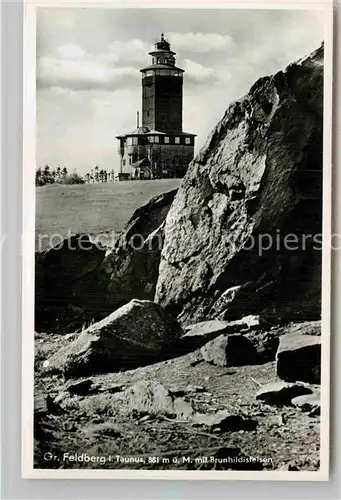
[34,316,321,472]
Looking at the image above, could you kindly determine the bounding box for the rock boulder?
[180,319,241,352]
[200,333,258,367]
[276,334,321,384]
[45,299,183,378]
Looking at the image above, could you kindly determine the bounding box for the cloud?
[37,35,235,92]
[56,44,85,59]
[37,53,140,91]
[168,32,234,53]
[37,39,153,91]
[183,59,231,85]
[104,39,150,65]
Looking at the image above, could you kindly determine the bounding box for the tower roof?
[116,126,150,139]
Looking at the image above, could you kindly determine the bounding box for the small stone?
[309,407,321,417]
[95,383,126,394]
[138,415,152,423]
[189,358,204,367]
[84,423,121,437]
[185,385,206,393]
[192,410,257,431]
[256,381,312,406]
[65,379,93,396]
[63,422,76,431]
[291,393,320,413]
[53,391,70,404]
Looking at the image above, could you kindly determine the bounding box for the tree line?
[36,165,116,186]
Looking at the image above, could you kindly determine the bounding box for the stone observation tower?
[116,34,196,180]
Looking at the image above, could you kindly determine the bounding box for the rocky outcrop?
[45,299,183,377]
[155,45,323,325]
[35,189,176,332]
[276,334,321,384]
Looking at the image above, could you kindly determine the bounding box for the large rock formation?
[35,189,176,332]
[155,45,323,325]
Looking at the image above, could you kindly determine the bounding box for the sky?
[36,7,324,175]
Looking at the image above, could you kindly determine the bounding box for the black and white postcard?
[22,0,333,480]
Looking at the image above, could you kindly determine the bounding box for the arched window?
[157,57,160,64]
[165,58,168,64]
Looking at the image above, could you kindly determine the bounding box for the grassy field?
[35,179,181,251]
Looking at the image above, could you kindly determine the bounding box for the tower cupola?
[143,33,181,69]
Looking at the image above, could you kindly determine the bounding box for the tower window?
[148,136,159,144]
[164,137,170,144]
[175,137,180,144]
[157,57,160,64]
[185,137,191,145]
